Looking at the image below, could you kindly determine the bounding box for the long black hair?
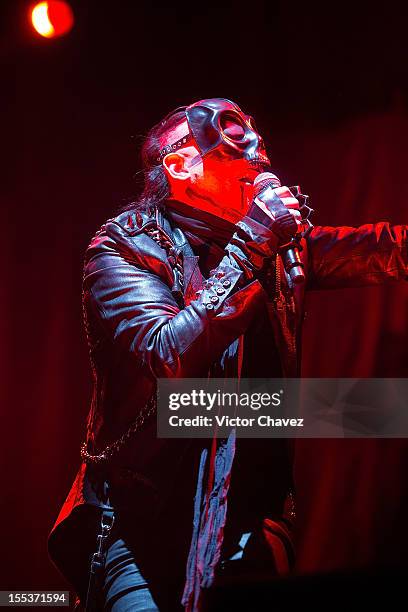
[122,109,187,213]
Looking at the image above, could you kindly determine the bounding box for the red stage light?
[31,1,74,39]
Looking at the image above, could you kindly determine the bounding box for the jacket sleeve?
[306,222,408,290]
[83,223,266,378]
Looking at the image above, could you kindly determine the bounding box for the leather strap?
[84,508,115,612]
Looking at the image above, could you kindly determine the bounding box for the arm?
[84,186,302,379]
[306,222,408,290]
[83,220,269,379]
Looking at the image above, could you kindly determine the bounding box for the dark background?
[2,0,408,599]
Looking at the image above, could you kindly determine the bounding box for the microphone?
[253,172,306,285]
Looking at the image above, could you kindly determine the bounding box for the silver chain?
[81,393,157,465]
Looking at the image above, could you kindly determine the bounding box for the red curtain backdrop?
[3,110,408,591]
[287,111,408,573]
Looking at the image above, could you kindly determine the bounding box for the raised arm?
[83,225,264,379]
[306,222,408,290]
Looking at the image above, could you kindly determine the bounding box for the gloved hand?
[246,185,304,242]
[225,186,302,277]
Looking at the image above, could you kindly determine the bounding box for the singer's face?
[190,106,271,221]
[163,107,271,223]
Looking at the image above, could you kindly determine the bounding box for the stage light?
[31,1,74,39]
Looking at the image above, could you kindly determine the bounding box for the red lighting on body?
[31,1,74,39]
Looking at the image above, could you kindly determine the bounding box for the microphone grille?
[254,172,281,195]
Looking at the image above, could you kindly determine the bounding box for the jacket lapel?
[162,215,204,307]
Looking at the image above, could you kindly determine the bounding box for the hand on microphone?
[225,172,309,284]
[246,175,304,243]
[243,173,309,283]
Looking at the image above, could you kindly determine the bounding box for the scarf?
[165,200,240,610]
[165,199,236,274]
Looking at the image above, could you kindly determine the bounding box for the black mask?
[157,98,270,170]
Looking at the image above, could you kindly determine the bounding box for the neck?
[165,199,237,255]
[170,190,243,225]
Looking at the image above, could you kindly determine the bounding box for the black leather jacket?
[81,206,407,450]
[49,203,408,600]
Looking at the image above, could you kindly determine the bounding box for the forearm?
[306,222,408,290]
[145,255,266,377]
[85,243,266,380]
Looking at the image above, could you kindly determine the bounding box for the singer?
[47,98,408,611]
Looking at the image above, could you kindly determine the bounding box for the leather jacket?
[48,203,408,596]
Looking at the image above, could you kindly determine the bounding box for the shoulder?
[84,207,173,281]
[109,208,156,235]
[92,208,156,241]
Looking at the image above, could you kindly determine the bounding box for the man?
[48,98,408,611]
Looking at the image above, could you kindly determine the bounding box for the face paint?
[157,98,270,170]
